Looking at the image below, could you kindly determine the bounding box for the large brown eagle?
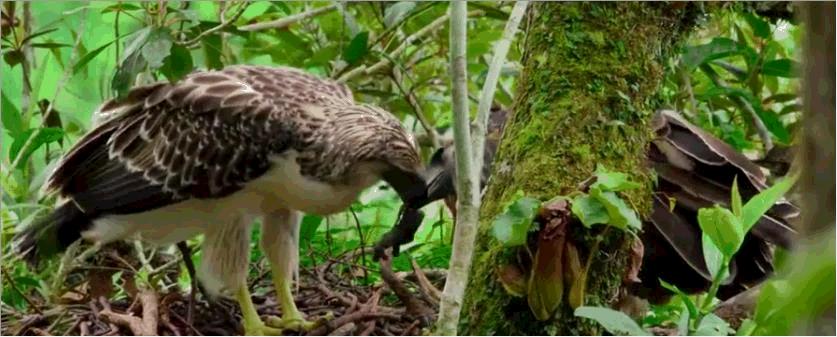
[14,65,427,335]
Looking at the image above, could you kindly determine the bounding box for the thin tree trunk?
[460,3,701,334]
[436,2,478,335]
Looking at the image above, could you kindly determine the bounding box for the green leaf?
[1,92,24,138]
[762,59,799,78]
[122,27,153,63]
[731,176,742,218]
[740,175,798,233]
[299,214,323,246]
[160,44,193,82]
[660,280,699,320]
[112,50,146,97]
[20,28,58,45]
[592,165,641,192]
[344,31,369,65]
[695,313,733,336]
[30,42,72,49]
[73,41,114,75]
[384,2,416,28]
[698,206,744,257]
[9,128,65,169]
[202,34,224,69]
[676,306,690,336]
[491,195,540,247]
[141,28,173,69]
[101,3,142,13]
[590,187,641,231]
[743,13,771,39]
[702,232,728,279]
[737,319,757,336]
[682,38,756,69]
[763,93,798,104]
[571,195,609,228]
[574,306,648,336]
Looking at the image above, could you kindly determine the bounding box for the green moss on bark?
[460,3,702,335]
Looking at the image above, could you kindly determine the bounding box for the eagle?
[14,65,427,335]
[381,108,798,303]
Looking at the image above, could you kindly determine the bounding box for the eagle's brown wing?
[48,66,352,216]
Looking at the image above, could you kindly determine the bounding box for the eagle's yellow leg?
[235,284,283,335]
[263,274,316,331]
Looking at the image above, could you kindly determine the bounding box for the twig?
[349,207,369,283]
[380,255,434,319]
[178,1,248,47]
[239,3,337,31]
[410,259,441,303]
[391,68,441,149]
[472,1,527,165]
[337,10,482,83]
[98,288,159,336]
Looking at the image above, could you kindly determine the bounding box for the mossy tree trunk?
[460,3,701,335]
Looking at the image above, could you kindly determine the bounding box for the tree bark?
[460,3,701,335]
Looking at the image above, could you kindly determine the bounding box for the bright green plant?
[574,174,798,336]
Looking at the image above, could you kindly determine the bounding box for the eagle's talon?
[242,320,284,336]
[265,313,320,332]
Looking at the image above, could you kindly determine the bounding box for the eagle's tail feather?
[13,202,91,265]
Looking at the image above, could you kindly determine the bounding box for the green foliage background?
[0,2,811,335]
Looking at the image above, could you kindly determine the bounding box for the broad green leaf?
[592,165,642,192]
[762,59,799,78]
[491,196,540,247]
[1,92,24,138]
[141,28,173,69]
[661,280,699,322]
[702,232,728,278]
[571,195,609,228]
[344,31,369,65]
[122,27,153,63]
[695,313,733,336]
[590,187,641,231]
[682,38,756,69]
[743,13,771,39]
[741,175,798,233]
[384,2,416,28]
[73,41,114,75]
[574,306,648,336]
[112,50,146,97]
[9,128,65,169]
[299,214,323,246]
[160,44,193,82]
[731,176,742,218]
[698,206,743,257]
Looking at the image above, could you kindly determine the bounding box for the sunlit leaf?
[590,187,641,231]
[575,306,648,336]
[141,28,173,69]
[592,165,642,192]
[695,313,733,336]
[571,195,609,228]
[741,174,798,233]
[698,206,743,258]
[491,195,540,247]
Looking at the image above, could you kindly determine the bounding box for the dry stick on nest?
[379,254,435,319]
[410,259,442,304]
[98,288,159,336]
